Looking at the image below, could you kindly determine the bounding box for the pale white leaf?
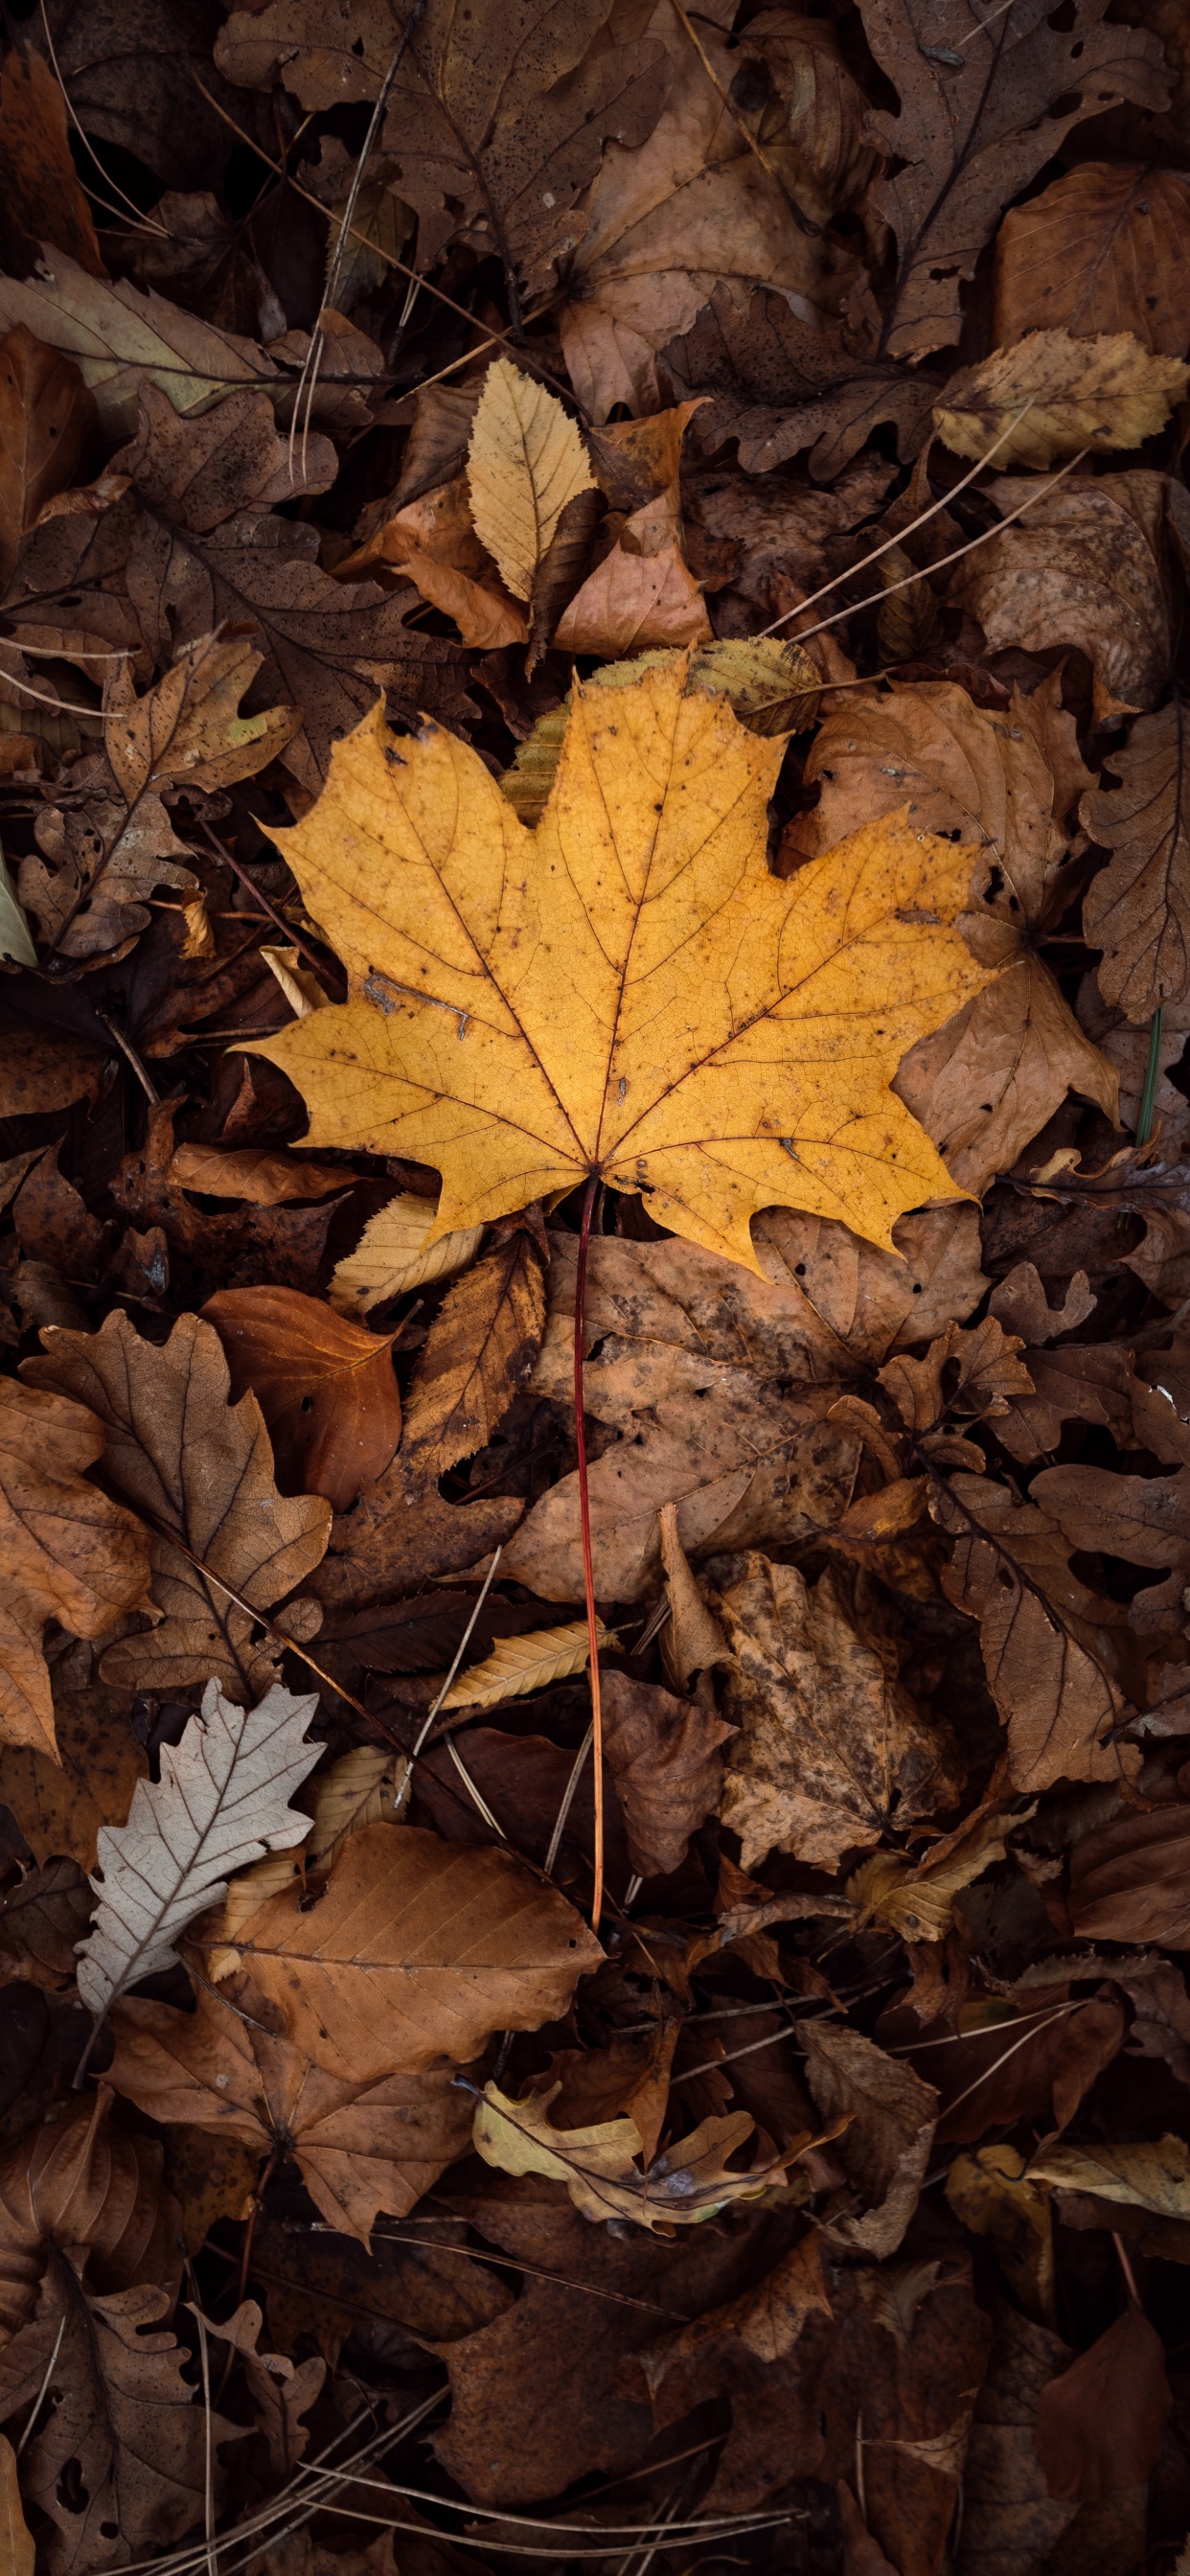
[77,1678,320,2018]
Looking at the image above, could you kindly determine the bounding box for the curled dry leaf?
[109,1976,476,2242]
[709,1552,963,1873]
[76,1678,320,2022]
[935,330,1188,469]
[949,471,1171,724]
[200,1284,403,1512]
[22,1310,331,1700]
[473,2081,779,2229]
[1082,697,1190,1024]
[0,2088,180,2344]
[169,1146,354,1206]
[0,1379,151,1761]
[995,163,1190,356]
[599,1668,733,1879]
[232,1821,603,2084]
[800,2021,937,2258]
[329,1189,483,1320]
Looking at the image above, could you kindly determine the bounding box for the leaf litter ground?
[2,4,1190,2572]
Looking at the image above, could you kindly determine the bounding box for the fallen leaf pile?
[3,1,1190,2569]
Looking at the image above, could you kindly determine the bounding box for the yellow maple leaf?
[243,656,991,1270]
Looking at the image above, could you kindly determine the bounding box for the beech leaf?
[467,360,595,603]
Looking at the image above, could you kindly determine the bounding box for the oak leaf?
[108,1976,476,2242]
[76,1678,321,2021]
[0,1380,151,1761]
[231,1820,603,2083]
[1082,698,1190,1023]
[200,1285,403,1513]
[0,245,279,436]
[0,2257,239,2568]
[995,163,1190,357]
[189,2296,323,2478]
[709,1552,963,1873]
[856,0,1168,359]
[935,330,1187,469]
[472,2081,778,2229]
[246,656,990,1280]
[22,1310,331,1700]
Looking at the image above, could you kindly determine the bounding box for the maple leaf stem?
[575,1170,606,1933]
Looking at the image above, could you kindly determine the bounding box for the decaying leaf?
[245,658,991,1270]
[76,1678,320,2021]
[995,163,1190,356]
[801,2021,937,2258]
[710,1552,963,1872]
[935,330,1187,469]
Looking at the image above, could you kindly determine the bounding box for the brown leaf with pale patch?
[801,2022,937,2258]
[949,471,1171,724]
[232,1820,603,2085]
[0,1380,151,1761]
[108,1975,476,2242]
[709,1552,963,1873]
[200,1285,402,1513]
[995,163,1190,356]
[22,1310,330,1702]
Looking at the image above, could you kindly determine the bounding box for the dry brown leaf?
[995,163,1190,357]
[232,1820,603,2084]
[0,1380,151,1761]
[1033,1450,1190,1643]
[109,1975,476,2242]
[708,1552,963,1873]
[598,1668,733,1878]
[169,1145,354,1206]
[0,1681,147,1873]
[218,0,667,292]
[0,2430,32,2576]
[801,2022,938,2259]
[190,2295,323,2479]
[935,1472,1139,1791]
[554,479,711,656]
[22,1310,330,1702]
[0,326,95,588]
[200,1285,402,1514]
[1069,1806,1190,1945]
[935,330,1187,469]
[0,245,280,436]
[1034,2306,1171,2502]
[0,2089,179,2344]
[0,2259,237,2567]
[303,1453,523,1611]
[0,45,104,281]
[957,2309,1079,2573]
[0,1026,103,1119]
[857,0,1167,359]
[0,1860,92,1990]
[878,1316,1034,1438]
[400,1223,547,1479]
[949,471,1171,724]
[1082,698,1190,1024]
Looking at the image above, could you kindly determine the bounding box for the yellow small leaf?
[329,1190,483,1319]
[306,1744,400,1865]
[935,327,1189,468]
[468,357,595,601]
[473,2079,775,2230]
[439,1617,614,1714]
[260,944,328,1020]
[1029,2132,1190,2217]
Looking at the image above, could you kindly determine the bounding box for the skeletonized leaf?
[935,329,1188,468]
[438,1618,613,1713]
[76,1678,321,2021]
[329,1192,483,1319]
[467,358,595,602]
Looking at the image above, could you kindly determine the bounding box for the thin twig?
[544,1717,594,1876]
[195,818,335,985]
[574,1170,606,1929]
